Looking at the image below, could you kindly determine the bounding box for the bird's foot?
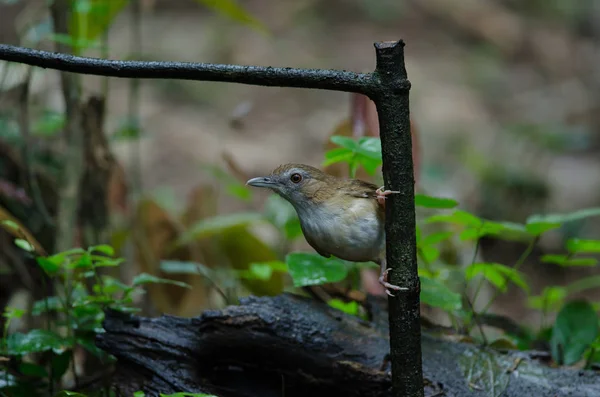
[376,186,400,206]
[378,268,408,297]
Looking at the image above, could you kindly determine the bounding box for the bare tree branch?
[0,44,399,97]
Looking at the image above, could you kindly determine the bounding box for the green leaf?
[242,261,287,281]
[528,286,567,312]
[565,275,600,295]
[322,147,354,167]
[53,391,88,397]
[415,194,458,209]
[160,260,203,275]
[132,273,191,289]
[425,210,482,227]
[330,135,359,150]
[357,156,382,175]
[51,351,72,380]
[525,221,561,236]
[5,329,70,355]
[356,137,382,159]
[133,392,146,397]
[529,208,600,225]
[90,244,115,256]
[328,299,359,316]
[192,0,268,34]
[420,276,462,311]
[18,362,48,378]
[179,212,263,244]
[68,0,129,54]
[465,263,529,293]
[32,297,63,315]
[541,254,598,267]
[112,117,142,141]
[14,238,34,252]
[551,300,599,365]
[36,257,60,276]
[418,245,440,264]
[566,239,600,254]
[286,252,348,287]
[1,219,20,231]
[421,231,454,246]
[3,307,26,319]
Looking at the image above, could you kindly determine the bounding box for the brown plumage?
[247,163,406,296]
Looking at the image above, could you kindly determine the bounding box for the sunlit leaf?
[415,194,458,209]
[551,300,599,365]
[356,137,382,158]
[36,257,60,276]
[68,0,129,55]
[420,276,462,311]
[3,307,26,319]
[322,147,354,167]
[14,238,34,252]
[193,0,268,34]
[328,299,359,316]
[465,263,529,293]
[286,252,348,287]
[330,135,359,150]
[566,239,600,254]
[418,245,440,264]
[528,286,567,312]
[90,244,115,256]
[541,254,597,267]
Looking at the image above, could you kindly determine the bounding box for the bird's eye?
[290,173,303,183]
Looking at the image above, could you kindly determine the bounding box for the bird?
[246,163,408,296]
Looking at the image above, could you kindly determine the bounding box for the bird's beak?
[246,176,277,188]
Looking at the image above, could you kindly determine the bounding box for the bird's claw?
[378,268,408,297]
[376,186,400,206]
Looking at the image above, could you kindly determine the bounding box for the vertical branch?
[50,1,85,252]
[372,41,423,397]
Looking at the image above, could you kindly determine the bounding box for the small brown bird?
[246,163,407,296]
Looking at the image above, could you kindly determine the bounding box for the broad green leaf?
[425,210,482,227]
[356,137,382,158]
[133,392,145,397]
[415,194,458,209]
[528,286,567,312]
[90,244,115,256]
[32,297,63,315]
[18,362,48,378]
[330,135,359,150]
[551,300,599,365]
[241,261,287,281]
[322,147,354,166]
[36,257,60,276]
[132,273,191,289]
[357,155,381,175]
[1,219,19,230]
[14,238,34,252]
[541,254,597,267]
[286,252,348,287]
[5,329,70,355]
[421,231,454,246]
[418,245,440,264]
[328,298,359,316]
[566,239,600,254]
[3,307,26,319]
[420,276,462,311]
[465,263,529,293]
[179,212,263,244]
[51,351,72,380]
[69,0,129,54]
[193,0,268,34]
[525,221,561,236]
[160,260,204,275]
[529,208,600,225]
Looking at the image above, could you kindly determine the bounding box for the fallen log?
[96,293,600,397]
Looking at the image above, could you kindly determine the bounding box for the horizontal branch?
[0,44,386,96]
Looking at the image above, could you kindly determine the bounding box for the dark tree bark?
[95,294,600,397]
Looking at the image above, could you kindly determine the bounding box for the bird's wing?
[339,179,380,199]
[301,225,332,258]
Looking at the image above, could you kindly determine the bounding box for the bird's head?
[246,163,334,208]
